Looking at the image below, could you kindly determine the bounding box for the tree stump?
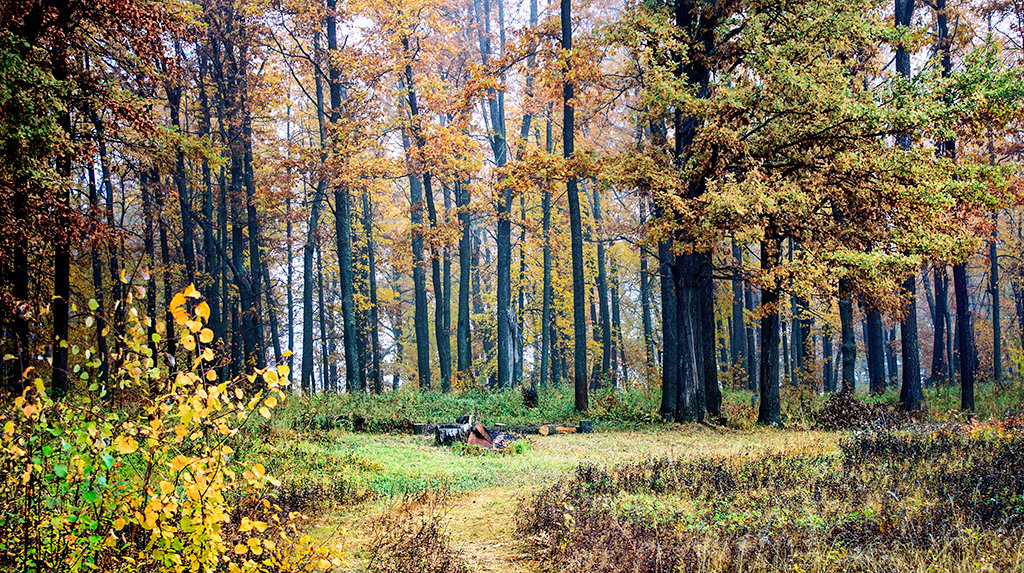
[435,422,470,446]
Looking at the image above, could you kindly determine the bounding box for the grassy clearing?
[254,383,1024,572]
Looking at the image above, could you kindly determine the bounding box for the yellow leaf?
[159,480,175,495]
[113,435,139,455]
[277,364,290,377]
[264,370,279,385]
[258,407,271,419]
[282,350,293,358]
[264,395,277,408]
[234,544,247,555]
[205,369,217,382]
[202,347,214,362]
[196,301,211,321]
[182,334,196,352]
[239,517,253,533]
[113,517,127,531]
[183,283,201,299]
[170,455,191,472]
[199,328,214,344]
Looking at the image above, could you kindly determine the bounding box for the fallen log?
[413,423,436,435]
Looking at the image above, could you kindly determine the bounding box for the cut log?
[435,422,470,446]
[413,423,435,435]
[555,426,577,434]
[579,420,593,434]
[538,424,552,436]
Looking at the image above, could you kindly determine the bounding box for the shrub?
[0,286,341,573]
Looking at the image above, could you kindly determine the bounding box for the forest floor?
[284,425,842,572]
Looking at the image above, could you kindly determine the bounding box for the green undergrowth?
[275,384,663,433]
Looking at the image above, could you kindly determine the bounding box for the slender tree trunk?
[562,0,587,410]
[730,239,746,376]
[263,263,283,365]
[931,267,949,385]
[823,328,834,393]
[539,117,554,388]
[87,166,109,386]
[52,107,72,398]
[155,171,177,359]
[640,237,655,370]
[991,212,1001,381]
[166,68,196,285]
[301,37,329,393]
[744,270,758,392]
[839,279,857,394]
[363,190,383,393]
[592,184,611,384]
[457,180,473,378]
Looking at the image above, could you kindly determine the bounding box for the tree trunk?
[758,237,782,427]
[931,266,949,385]
[865,307,886,394]
[698,252,720,416]
[539,118,554,388]
[363,190,383,393]
[457,179,473,379]
[839,279,857,394]
[953,262,976,410]
[899,275,923,411]
[730,239,746,376]
[991,212,1001,382]
[562,0,587,411]
[301,34,329,393]
[744,269,758,392]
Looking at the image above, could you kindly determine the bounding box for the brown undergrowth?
[514,418,1024,573]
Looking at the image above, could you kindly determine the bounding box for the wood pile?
[427,417,593,447]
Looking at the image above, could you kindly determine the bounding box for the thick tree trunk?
[865,308,886,394]
[659,240,678,419]
[953,262,976,410]
[758,237,782,427]
[698,252,720,416]
[899,275,923,411]
[673,253,703,422]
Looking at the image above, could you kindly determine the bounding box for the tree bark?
[758,237,782,427]
[839,279,857,394]
[561,0,587,411]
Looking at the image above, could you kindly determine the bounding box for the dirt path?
[441,487,539,573]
